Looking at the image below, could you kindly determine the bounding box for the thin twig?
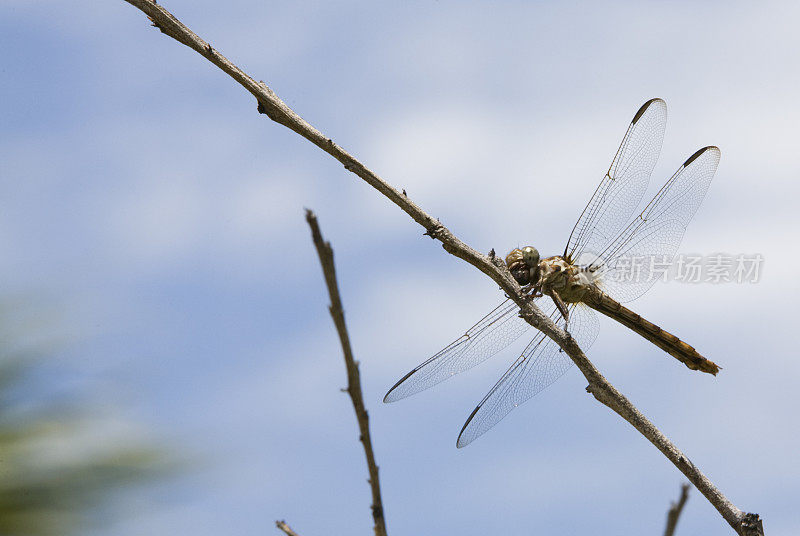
[305,209,388,536]
[664,483,690,536]
[120,2,764,534]
[275,520,301,536]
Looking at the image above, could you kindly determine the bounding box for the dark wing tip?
[683,145,720,167]
[631,97,665,124]
[455,403,483,448]
[383,368,417,403]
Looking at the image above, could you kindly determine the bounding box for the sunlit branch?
[305,209,388,536]
[663,483,690,536]
[121,2,763,534]
[275,520,301,536]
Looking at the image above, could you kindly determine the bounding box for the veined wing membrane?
[457,303,599,448]
[590,146,721,303]
[565,98,668,262]
[384,299,540,403]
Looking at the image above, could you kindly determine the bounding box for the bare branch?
[121,2,764,534]
[275,520,301,536]
[305,209,388,536]
[663,483,690,536]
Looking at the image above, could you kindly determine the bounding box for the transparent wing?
[586,146,721,303]
[384,299,552,403]
[564,98,667,261]
[456,303,600,448]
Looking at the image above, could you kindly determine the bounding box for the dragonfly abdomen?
[584,289,720,375]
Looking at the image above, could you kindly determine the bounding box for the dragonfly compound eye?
[521,246,540,268]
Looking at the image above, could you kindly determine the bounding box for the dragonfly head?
[505,246,541,286]
[521,246,540,269]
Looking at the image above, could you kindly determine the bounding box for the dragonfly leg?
[520,280,543,298]
[546,289,570,329]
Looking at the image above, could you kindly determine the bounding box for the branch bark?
[305,209,388,536]
[275,520,301,536]
[663,483,690,536]
[121,2,764,534]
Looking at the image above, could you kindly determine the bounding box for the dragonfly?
[384,98,721,448]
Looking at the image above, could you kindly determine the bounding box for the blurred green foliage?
[0,310,171,535]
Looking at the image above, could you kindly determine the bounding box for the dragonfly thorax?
[538,256,597,303]
[507,246,600,303]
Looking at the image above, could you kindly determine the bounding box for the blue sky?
[2,1,799,534]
